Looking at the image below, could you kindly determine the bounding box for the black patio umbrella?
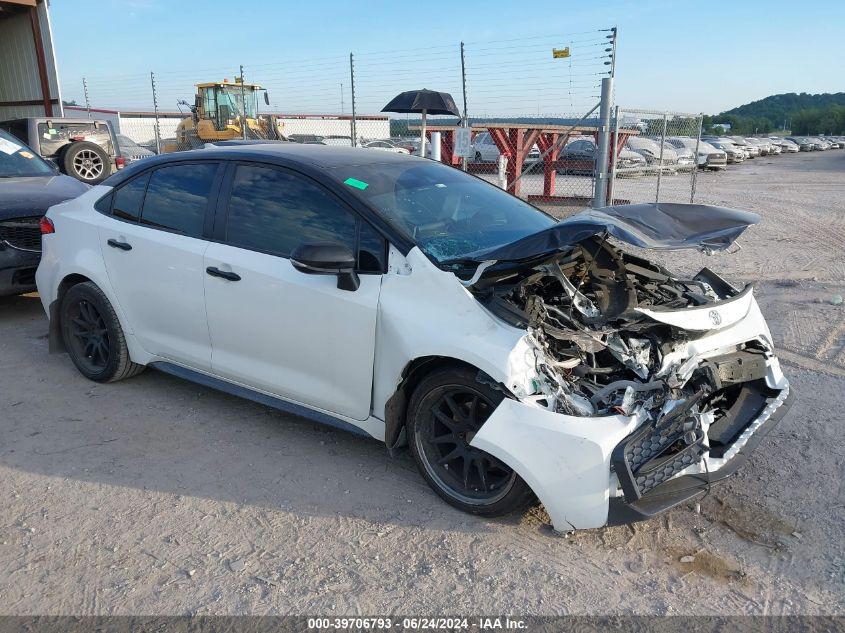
[382,89,460,157]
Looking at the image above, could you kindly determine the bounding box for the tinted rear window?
[112,172,150,221]
[140,163,217,237]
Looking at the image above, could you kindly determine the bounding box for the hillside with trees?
[704,92,845,135]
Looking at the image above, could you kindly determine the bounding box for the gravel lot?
[1,150,843,616]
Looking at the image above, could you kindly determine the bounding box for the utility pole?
[609,26,617,78]
[150,71,161,154]
[340,83,344,114]
[349,53,357,147]
[83,77,90,118]
[592,27,617,207]
[239,64,247,140]
[460,41,468,171]
[592,76,614,208]
[655,112,668,203]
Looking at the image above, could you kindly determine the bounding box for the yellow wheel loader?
[162,78,284,152]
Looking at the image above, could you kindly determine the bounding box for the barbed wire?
[64,26,614,127]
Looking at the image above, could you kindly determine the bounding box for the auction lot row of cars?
[556,133,845,177]
[0,116,801,531]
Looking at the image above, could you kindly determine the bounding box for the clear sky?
[50,0,844,117]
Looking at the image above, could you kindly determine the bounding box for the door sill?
[149,361,375,438]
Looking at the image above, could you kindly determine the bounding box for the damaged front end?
[457,204,793,530]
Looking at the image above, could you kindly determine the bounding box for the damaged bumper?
[470,292,793,531]
[607,384,792,526]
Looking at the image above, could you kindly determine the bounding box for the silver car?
[708,139,746,163]
[666,137,727,170]
[625,137,680,173]
[117,135,155,162]
[728,137,759,158]
[770,137,800,153]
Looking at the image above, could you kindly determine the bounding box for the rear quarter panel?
[36,186,152,365]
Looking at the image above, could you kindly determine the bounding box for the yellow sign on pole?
[552,47,570,59]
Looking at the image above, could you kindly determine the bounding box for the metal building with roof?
[0,0,62,120]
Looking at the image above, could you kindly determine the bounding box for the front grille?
[612,401,707,501]
[0,217,42,251]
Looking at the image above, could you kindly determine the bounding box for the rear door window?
[139,163,218,237]
[112,172,150,221]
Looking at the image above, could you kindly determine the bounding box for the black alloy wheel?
[408,367,535,516]
[66,297,110,374]
[59,282,145,383]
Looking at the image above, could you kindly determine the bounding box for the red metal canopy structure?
[417,123,639,203]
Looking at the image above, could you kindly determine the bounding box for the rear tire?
[407,367,535,517]
[60,282,144,383]
[61,141,110,184]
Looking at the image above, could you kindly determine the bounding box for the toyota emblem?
[709,309,722,326]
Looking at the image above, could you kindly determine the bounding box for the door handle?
[206,266,241,282]
[107,238,132,251]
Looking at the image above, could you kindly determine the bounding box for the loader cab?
[197,79,261,131]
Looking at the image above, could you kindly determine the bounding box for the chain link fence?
[63,33,715,214]
[607,108,704,205]
[62,28,616,186]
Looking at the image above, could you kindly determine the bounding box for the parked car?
[35,144,793,531]
[743,138,772,156]
[116,134,155,163]
[785,136,815,151]
[706,139,746,163]
[769,138,800,153]
[391,138,419,154]
[0,129,89,296]
[665,137,727,170]
[0,117,125,184]
[559,138,646,175]
[467,131,539,167]
[805,137,830,150]
[363,140,410,154]
[658,140,696,171]
[625,137,680,172]
[323,136,354,147]
[726,137,758,158]
[471,131,500,162]
[287,134,325,144]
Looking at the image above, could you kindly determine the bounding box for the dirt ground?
[1,150,843,616]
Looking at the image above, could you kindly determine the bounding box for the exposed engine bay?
[469,236,776,500]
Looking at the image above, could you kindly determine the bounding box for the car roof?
[102,143,429,187]
[206,143,422,167]
[1,117,112,125]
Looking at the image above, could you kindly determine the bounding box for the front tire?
[407,367,535,517]
[60,282,144,382]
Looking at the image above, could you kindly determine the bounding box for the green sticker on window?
[344,177,368,190]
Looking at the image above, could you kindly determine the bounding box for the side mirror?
[290,242,359,291]
[264,91,270,105]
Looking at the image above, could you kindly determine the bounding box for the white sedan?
[35,145,792,531]
[363,140,410,154]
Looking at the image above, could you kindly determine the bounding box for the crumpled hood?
[0,175,89,221]
[460,203,761,263]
